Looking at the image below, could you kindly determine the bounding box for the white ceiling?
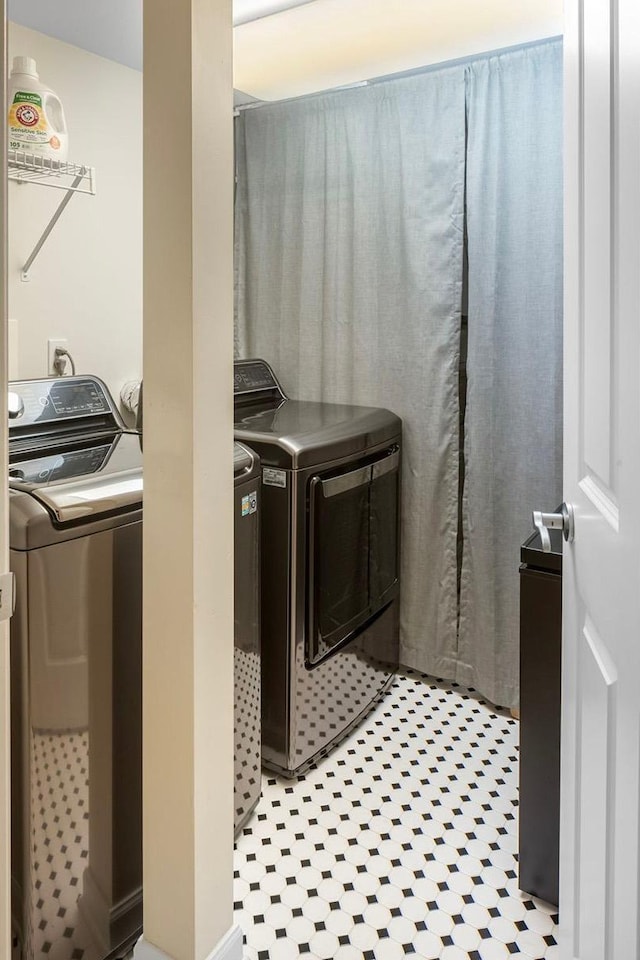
[233,0,316,26]
[8,0,144,71]
[235,0,563,101]
[7,0,311,71]
[8,0,563,101]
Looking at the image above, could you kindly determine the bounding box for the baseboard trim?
[133,924,243,960]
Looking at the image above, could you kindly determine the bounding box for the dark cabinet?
[519,526,562,907]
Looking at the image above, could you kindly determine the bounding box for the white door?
[560,0,640,957]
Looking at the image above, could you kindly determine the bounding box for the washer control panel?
[8,376,116,430]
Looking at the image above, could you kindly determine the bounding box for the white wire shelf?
[8,150,96,195]
[7,150,97,280]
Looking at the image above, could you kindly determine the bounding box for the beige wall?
[7,22,142,406]
[140,0,236,958]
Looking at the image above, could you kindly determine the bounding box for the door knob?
[532,503,575,553]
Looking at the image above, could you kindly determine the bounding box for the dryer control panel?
[234,360,285,399]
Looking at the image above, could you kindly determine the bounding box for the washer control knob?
[8,392,24,420]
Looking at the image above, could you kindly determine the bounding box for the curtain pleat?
[457,40,564,708]
[235,68,466,679]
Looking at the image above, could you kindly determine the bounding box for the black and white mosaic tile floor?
[28,730,95,960]
[233,669,558,960]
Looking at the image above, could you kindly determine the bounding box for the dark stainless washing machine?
[232,442,262,830]
[9,376,143,960]
[133,386,261,833]
[8,378,262,960]
[234,359,401,776]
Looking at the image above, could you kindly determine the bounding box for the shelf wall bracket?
[21,168,87,282]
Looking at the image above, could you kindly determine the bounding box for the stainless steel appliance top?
[234,359,401,469]
[8,378,260,539]
[8,376,142,529]
[10,432,143,527]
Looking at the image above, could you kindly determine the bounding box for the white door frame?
[1,0,12,956]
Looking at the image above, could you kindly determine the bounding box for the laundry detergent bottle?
[8,56,68,160]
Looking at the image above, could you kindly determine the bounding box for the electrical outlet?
[48,338,68,376]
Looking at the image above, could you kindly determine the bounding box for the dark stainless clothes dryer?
[234,360,401,776]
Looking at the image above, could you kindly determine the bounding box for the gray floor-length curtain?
[235,67,466,679]
[457,40,564,708]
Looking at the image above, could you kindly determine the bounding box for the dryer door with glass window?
[307,444,400,665]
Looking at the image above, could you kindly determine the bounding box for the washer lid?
[234,399,401,469]
[9,432,143,525]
